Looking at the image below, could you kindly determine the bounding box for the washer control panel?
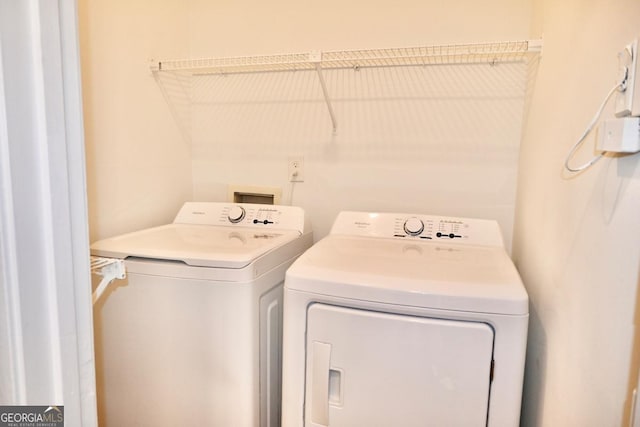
[173,202,306,233]
[330,211,505,248]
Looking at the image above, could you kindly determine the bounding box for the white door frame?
[0,0,97,425]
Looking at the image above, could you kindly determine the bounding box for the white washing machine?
[281,211,528,427]
[91,202,312,427]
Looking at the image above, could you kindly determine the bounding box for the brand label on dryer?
[353,221,371,229]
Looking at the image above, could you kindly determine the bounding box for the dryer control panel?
[173,202,307,234]
[330,211,505,248]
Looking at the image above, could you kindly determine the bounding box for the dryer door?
[304,304,494,427]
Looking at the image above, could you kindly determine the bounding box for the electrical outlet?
[288,157,304,182]
[615,38,638,117]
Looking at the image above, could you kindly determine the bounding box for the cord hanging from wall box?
[565,37,640,173]
[150,40,543,135]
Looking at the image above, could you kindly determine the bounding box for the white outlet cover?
[634,39,640,117]
[615,38,638,117]
[288,156,304,182]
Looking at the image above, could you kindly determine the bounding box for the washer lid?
[285,235,528,315]
[90,224,301,268]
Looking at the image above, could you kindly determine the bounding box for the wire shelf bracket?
[150,39,543,133]
[90,256,126,305]
[309,51,338,133]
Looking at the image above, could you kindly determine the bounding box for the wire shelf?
[152,40,542,75]
[90,256,126,305]
[151,39,542,133]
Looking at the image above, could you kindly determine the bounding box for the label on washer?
[173,202,306,233]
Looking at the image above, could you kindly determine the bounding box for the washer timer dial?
[403,217,425,236]
[227,206,246,223]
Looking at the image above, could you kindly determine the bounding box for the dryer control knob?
[403,217,424,236]
[228,206,246,223]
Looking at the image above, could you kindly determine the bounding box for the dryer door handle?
[310,341,331,426]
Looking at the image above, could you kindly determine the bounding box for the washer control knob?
[403,217,424,236]
[227,206,246,223]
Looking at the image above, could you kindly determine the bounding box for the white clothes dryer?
[91,202,312,427]
[281,211,528,427]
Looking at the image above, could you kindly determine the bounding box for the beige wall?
[514,0,640,425]
[80,0,535,245]
[184,0,535,246]
[187,0,533,57]
[80,0,640,424]
[79,0,193,242]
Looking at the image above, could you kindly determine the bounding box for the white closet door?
[304,304,494,427]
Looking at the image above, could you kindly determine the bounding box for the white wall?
[183,0,535,247]
[79,0,193,242]
[514,0,640,425]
